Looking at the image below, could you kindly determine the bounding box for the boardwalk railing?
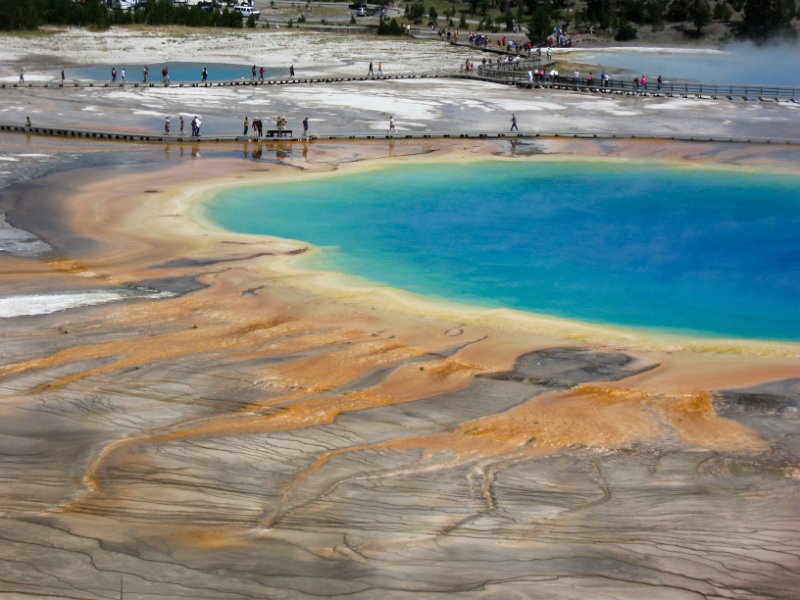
[4,64,797,102]
[474,57,550,73]
[0,71,454,90]
[546,77,798,101]
[472,65,800,101]
[2,122,799,146]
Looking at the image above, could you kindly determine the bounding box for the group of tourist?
[249,64,295,82]
[489,36,527,53]
[251,64,265,81]
[466,31,570,62]
[102,64,298,86]
[367,62,384,78]
[467,33,534,57]
[546,23,574,48]
[535,46,554,61]
[483,55,523,69]
[468,33,492,49]
[434,27,459,42]
[108,66,174,84]
[633,74,664,92]
[244,116,261,138]
[110,67,126,82]
[140,65,168,84]
[109,66,169,83]
[527,68,553,83]
[242,115,310,139]
[519,67,664,93]
[163,115,201,137]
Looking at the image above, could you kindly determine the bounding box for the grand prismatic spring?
[206,160,800,341]
[1,28,800,600]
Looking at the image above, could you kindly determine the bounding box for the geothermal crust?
[0,28,799,600]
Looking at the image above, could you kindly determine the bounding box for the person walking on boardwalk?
[112,67,117,83]
[202,67,208,82]
[164,116,170,135]
[252,65,257,80]
[259,66,265,82]
[143,66,149,83]
[61,69,65,83]
[510,113,518,131]
[302,116,308,137]
[290,64,295,77]
[388,115,396,133]
[19,68,24,83]
[121,68,126,82]
[368,62,374,78]
[25,116,31,129]
[243,116,249,135]
[377,62,383,77]
[179,115,185,136]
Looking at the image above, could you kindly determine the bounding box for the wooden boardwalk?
[4,63,796,102]
[1,72,448,90]
[3,122,799,146]
[469,64,800,102]
[2,64,798,144]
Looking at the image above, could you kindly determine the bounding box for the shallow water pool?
[62,62,292,82]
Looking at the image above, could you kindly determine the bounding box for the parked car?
[233,4,260,19]
[355,6,367,16]
[114,0,146,9]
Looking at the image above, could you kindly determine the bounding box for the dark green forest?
[0,0,796,43]
[0,0,244,30]
[570,0,798,40]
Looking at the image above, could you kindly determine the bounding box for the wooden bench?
[267,129,292,137]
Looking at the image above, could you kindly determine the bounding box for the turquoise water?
[206,161,800,341]
[63,62,289,82]
[575,46,800,87]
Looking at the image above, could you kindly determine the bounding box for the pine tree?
[527,2,552,43]
[743,0,797,39]
[690,0,711,33]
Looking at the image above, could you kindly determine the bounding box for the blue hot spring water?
[64,62,288,82]
[206,161,800,341]
[574,46,800,87]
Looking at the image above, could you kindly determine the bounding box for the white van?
[234,4,261,19]
[116,0,143,9]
